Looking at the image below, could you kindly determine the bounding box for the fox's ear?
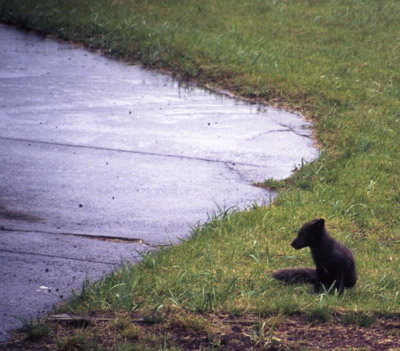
[316,218,325,228]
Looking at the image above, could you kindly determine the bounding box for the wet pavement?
[0,24,318,341]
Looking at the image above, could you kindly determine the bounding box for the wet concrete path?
[0,24,318,341]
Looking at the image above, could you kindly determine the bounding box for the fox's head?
[291,218,325,249]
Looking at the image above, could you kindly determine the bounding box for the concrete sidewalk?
[0,24,317,341]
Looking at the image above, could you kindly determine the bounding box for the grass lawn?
[1,0,400,349]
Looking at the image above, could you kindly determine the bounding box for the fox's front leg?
[314,266,334,293]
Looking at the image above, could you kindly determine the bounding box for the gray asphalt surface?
[0,24,318,342]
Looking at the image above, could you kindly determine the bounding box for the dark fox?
[272,218,357,293]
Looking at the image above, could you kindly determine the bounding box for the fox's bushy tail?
[272,268,317,284]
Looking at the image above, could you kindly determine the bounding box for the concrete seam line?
[0,248,120,265]
[0,227,170,248]
[0,136,270,169]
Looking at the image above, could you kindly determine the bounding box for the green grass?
[55,330,97,351]
[1,0,400,319]
[20,319,52,341]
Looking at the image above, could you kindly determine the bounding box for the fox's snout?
[291,238,304,250]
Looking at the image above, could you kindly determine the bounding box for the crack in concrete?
[0,227,170,249]
[276,123,312,138]
[224,163,249,184]
[246,129,291,141]
[0,136,270,169]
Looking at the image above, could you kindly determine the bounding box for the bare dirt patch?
[1,311,399,351]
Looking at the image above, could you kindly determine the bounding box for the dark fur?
[272,218,357,293]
